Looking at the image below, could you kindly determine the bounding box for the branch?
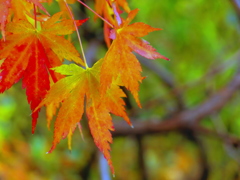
[170,50,240,97]
[139,56,185,110]
[181,129,209,180]
[136,135,148,180]
[79,149,97,180]
[113,70,240,136]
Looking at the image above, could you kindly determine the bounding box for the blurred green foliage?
[0,0,240,180]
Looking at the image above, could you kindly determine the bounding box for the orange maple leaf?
[94,0,131,46]
[100,9,169,106]
[26,0,50,16]
[95,0,130,23]
[36,59,131,174]
[0,0,50,40]
[0,12,86,133]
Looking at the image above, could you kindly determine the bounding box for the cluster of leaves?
[0,0,168,173]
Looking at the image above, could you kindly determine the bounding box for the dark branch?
[136,135,148,180]
[139,56,185,111]
[113,71,240,136]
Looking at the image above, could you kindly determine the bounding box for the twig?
[113,69,240,137]
[64,0,89,68]
[76,0,114,28]
[138,56,185,111]
[136,135,148,180]
[180,129,209,180]
[210,112,240,164]
[170,50,240,95]
[79,149,97,180]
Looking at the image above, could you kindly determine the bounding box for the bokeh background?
[0,0,240,180]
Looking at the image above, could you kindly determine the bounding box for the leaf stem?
[33,4,37,29]
[64,0,89,68]
[76,0,114,28]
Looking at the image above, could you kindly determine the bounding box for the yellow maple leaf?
[36,59,131,174]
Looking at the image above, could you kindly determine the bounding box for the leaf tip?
[158,54,170,61]
[47,145,56,154]
[164,57,170,61]
[32,118,37,134]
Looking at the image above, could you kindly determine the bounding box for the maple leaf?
[0,12,86,133]
[0,0,11,40]
[0,0,50,40]
[58,0,77,15]
[94,0,131,46]
[26,0,50,16]
[36,60,131,174]
[100,9,169,106]
[10,0,33,22]
[95,0,130,22]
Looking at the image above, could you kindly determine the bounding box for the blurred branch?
[113,119,240,149]
[196,126,240,148]
[139,56,185,111]
[170,50,240,98]
[136,135,147,180]
[139,56,174,89]
[181,129,209,180]
[138,49,240,113]
[210,112,240,164]
[79,149,97,180]
[113,70,240,136]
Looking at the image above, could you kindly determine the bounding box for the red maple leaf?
[0,0,11,40]
[0,12,86,133]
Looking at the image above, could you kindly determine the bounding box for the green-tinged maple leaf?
[0,12,86,133]
[100,9,169,106]
[36,60,131,174]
